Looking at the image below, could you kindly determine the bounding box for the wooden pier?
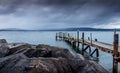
[56,31,120,73]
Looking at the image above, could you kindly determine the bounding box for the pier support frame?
[81,38,99,58]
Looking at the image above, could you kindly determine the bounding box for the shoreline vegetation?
[0,39,108,73]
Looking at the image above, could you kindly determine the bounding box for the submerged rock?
[0,40,108,73]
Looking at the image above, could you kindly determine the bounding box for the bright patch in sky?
[93,19,120,29]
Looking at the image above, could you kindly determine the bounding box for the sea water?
[0,31,119,73]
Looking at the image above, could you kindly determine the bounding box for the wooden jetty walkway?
[56,30,120,73]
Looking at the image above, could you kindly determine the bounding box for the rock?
[6,43,32,56]
[24,48,52,58]
[0,39,7,44]
[74,54,85,61]
[0,40,108,73]
[0,53,108,73]
[68,59,87,73]
[0,54,28,73]
[0,54,72,73]
[0,45,9,58]
[68,59,108,73]
[88,61,108,73]
[36,44,74,59]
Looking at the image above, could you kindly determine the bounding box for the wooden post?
[95,38,97,42]
[60,32,62,40]
[113,32,119,73]
[63,33,65,39]
[82,32,84,55]
[90,33,92,45]
[89,46,91,55]
[68,33,70,37]
[82,32,84,42]
[114,28,116,34]
[75,34,76,40]
[73,42,76,48]
[59,32,62,39]
[56,33,58,40]
[58,32,60,39]
[77,30,79,48]
[88,37,90,40]
[95,39,99,57]
[77,30,79,40]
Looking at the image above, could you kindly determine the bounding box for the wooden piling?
[56,33,57,40]
[114,28,116,34]
[77,30,79,48]
[95,38,97,42]
[113,33,119,73]
[63,33,65,39]
[88,37,90,40]
[89,46,91,55]
[68,33,70,37]
[95,39,99,57]
[82,32,84,55]
[90,33,92,45]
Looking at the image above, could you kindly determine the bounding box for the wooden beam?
[83,45,90,51]
[90,49,96,56]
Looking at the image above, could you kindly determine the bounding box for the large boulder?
[6,43,32,56]
[36,44,74,59]
[0,53,108,73]
[0,54,72,73]
[0,41,108,73]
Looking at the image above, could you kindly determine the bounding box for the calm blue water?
[0,31,120,73]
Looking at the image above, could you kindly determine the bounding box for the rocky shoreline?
[0,39,108,73]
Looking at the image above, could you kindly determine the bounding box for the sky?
[0,0,120,29]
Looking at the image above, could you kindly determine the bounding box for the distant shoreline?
[0,30,118,32]
[0,27,119,31]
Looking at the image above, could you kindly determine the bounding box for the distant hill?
[0,28,119,31]
[37,28,119,31]
[62,28,117,31]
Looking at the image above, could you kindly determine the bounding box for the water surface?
[0,31,119,73]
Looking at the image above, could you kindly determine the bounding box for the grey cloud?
[0,0,120,6]
[0,0,120,29]
[0,0,120,15]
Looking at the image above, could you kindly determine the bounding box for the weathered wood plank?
[58,35,120,54]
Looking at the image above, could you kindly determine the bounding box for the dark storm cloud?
[0,0,88,6]
[0,0,120,29]
[0,0,120,14]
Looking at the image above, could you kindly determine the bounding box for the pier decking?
[56,31,120,73]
